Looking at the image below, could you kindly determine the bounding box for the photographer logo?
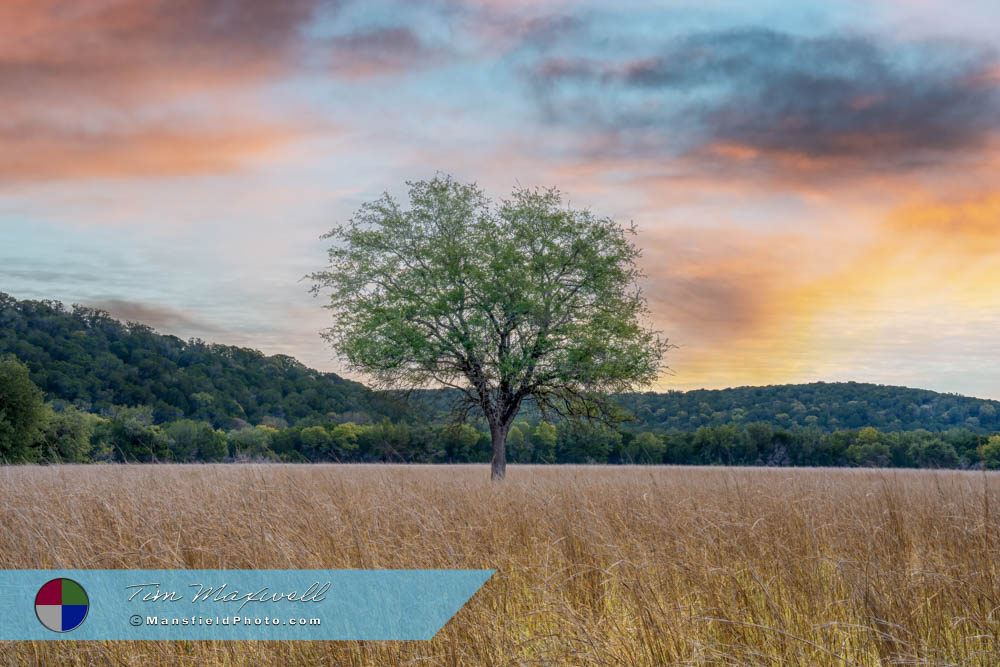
[35,578,89,632]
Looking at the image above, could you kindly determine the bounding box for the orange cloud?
[885,192,1000,246]
[0,123,299,184]
[0,0,322,183]
[636,226,836,388]
[642,188,1000,391]
[0,1,317,82]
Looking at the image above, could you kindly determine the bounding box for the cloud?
[85,299,224,336]
[649,188,1000,391]
[0,122,300,184]
[628,223,837,389]
[642,229,802,345]
[0,0,326,184]
[0,268,107,285]
[528,28,1000,177]
[470,10,582,55]
[884,191,1000,249]
[0,0,324,104]
[328,26,448,78]
[782,190,1000,310]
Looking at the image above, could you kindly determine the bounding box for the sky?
[2,0,1000,398]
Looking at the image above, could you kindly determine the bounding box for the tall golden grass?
[1,463,999,665]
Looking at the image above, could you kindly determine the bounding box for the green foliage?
[409,380,1000,436]
[5,290,998,453]
[2,396,998,469]
[847,444,891,467]
[555,419,621,463]
[0,292,405,429]
[614,382,1000,433]
[0,356,48,462]
[162,419,227,462]
[979,435,1000,469]
[438,424,483,462]
[529,421,558,463]
[907,437,959,468]
[692,424,751,464]
[312,175,669,478]
[41,405,94,462]
[3,288,999,472]
[843,427,889,466]
[313,176,666,402]
[298,426,332,459]
[506,424,527,461]
[622,431,665,464]
[108,406,172,462]
[226,426,277,461]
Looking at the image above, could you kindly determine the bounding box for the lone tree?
[311,175,669,480]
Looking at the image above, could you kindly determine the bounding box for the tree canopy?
[311,175,670,479]
[0,356,48,462]
[0,292,401,428]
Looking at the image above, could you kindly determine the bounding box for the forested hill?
[3,292,999,434]
[615,383,1000,433]
[0,293,406,428]
[411,382,1000,434]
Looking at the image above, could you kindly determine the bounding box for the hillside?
[412,382,1000,434]
[615,383,1000,433]
[0,293,406,429]
[3,292,999,435]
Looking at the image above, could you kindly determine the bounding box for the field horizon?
[3,463,999,665]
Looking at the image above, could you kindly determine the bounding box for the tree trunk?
[490,421,510,481]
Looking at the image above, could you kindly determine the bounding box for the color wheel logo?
[35,578,89,632]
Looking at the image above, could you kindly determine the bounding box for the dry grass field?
[1,463,999,665]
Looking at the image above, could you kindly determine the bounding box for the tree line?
[5,356,1000,469]
[4,292,999,439]
[615,384,1000,433]
[5,291,1000,469]
[412,383,1000,434]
